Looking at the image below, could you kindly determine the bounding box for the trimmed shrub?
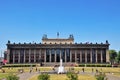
[3,64,36,68]
[95,72,107,80]
[6,74,19,80]
[101,64,106,67]
[38,73,50,80]
[106,64,111,67]
[90,64,96,67]
[79,64,84,67]
[78,64,112,67]
[66,71,78,80]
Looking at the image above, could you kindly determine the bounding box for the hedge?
[2,64,36,68]
[79,64,112,67]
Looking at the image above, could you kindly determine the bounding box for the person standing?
[82,68,84,72]
[92,68,94,73]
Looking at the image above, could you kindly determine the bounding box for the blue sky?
[0,0,120,55]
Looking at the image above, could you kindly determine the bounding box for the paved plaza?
[17,71,120,80]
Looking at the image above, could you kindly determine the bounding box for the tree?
[109,50,117,64]
[116,51,120,63]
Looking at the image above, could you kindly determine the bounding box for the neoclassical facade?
[5,35,110,64]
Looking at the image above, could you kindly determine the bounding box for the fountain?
[58,59,64,74]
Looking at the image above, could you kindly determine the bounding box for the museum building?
[4,34,110,64]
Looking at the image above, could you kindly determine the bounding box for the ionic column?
[34,49,36,63]
[44,49,46,62]
[106,49,109,63]
[49,49,51,62]
[39,49,41,63]
[101,49,103,63]
[24,49,26,63]
[60,49,62,59]
[7,49,10,63]
[96,49,98,63]
[75,50,77,62]
[80,50,82,63]
[90,49,92,63]
[55,50,56,62]
[18,50,20,63]
[39,49,41,60]
[65,49,67,62]
[85,50,87,63]
[13,50,15,63]
[70,50,72,62]
[29,49,31,63]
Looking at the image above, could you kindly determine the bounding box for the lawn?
[0,67,120,80]
[0,73,9,80]
[1,67,119,73]
[29,74,96,80]
[112,72,120,77]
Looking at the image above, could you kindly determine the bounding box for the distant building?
[4,34,110,65]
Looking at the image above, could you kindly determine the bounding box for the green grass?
[1,67,120,73]
[29,74,96,80]
[0,73,9,79]
[111,72,120,77]
[0,67,120,80]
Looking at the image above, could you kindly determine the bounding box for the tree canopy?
[109,50,120,64]
[109,50,117,59]
[116,51,120,63]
